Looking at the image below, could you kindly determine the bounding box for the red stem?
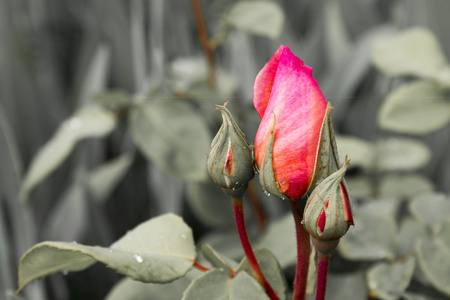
[232,198,280,300]
[315,253,330,300]
[193,260,210,273]
[190,0,215,87]
[290,200,311,300]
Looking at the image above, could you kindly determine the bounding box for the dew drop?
[181,234,187,240]
[71,241,77,245]
[63,270,69,276]
[300,220,305,225]
[134,254,143,263]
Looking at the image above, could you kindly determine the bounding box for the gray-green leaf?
[372,28,449,80]
[42,178,88,242]
[225,1,284,39]
[200,244,235,276]
[378,81,450,135]
[129,99,210,182]
[256,213,296,269]
[237,248,288,300]
[87,153,133,204]
[409,193,450,234]
[182,269,269,300]
[19,105,117,204]
[379,174,434,199]
[105,276,191,300]
[186,181,234,228]
[17,213,196,293]
[377,137,431,172]
[366,258,416,300]
[338,209,397,261]
[397,217,429,258]
[416,238,450,296]
[336,135,375,170]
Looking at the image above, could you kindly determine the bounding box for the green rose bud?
[303,157,354,255]
[207,104,255,198]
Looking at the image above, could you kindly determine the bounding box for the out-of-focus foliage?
[1,0,450,299]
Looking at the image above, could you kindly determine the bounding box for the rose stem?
[232,197,280,300]
[190,0,215,87]
[193,260,210,272]
[315,253,330,300]
[247,181,268,232]
[289,200,311,300]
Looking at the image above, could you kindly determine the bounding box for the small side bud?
[303,157,354,255]
[207,104,255,198]
[307,102,340,194]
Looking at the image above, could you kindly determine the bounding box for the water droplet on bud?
[134,254,143,263]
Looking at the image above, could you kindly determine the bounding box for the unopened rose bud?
[207,104,255,198]
[303,157,354,255]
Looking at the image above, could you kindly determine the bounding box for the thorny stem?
[290,200,311,300]
[247,181,268,232]
[191,0,215,87]
[315,253,330,300]
[232,197,280,300]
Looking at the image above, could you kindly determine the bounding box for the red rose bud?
[303,157,354,255]
[207,104,255,198]
[253,45,328,201]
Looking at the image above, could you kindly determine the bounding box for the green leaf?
[237,248,288,300]
[225,1,284,39]
[148,164,185,214]
[129,99,210,182]
[377,137,431,172]
[87,153,134,204]
[17,213,196,292]
[366,258,416,300]
[93,90,132,111]
[378,81,450,134]
[105,276,191,300]
[344,176,373,199]
[379,174,434,199]
[338,209,397,261]
[198,230,243,261]
[371,27,449,80]
[401,292,436,300]
[416,238,450,296]
[397,217,429,258]
[182,269,269,300]
[42,178,88,242]
[436,218,450,250]
[409,193,450,234]
[186,181,234,228]
[19,105,117,204]
[255,213,296,268]
[169,57,207,94]
[335,135,375,170]
[77,44,111,105]
[322,271,367,300]
[200,244,235,276]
